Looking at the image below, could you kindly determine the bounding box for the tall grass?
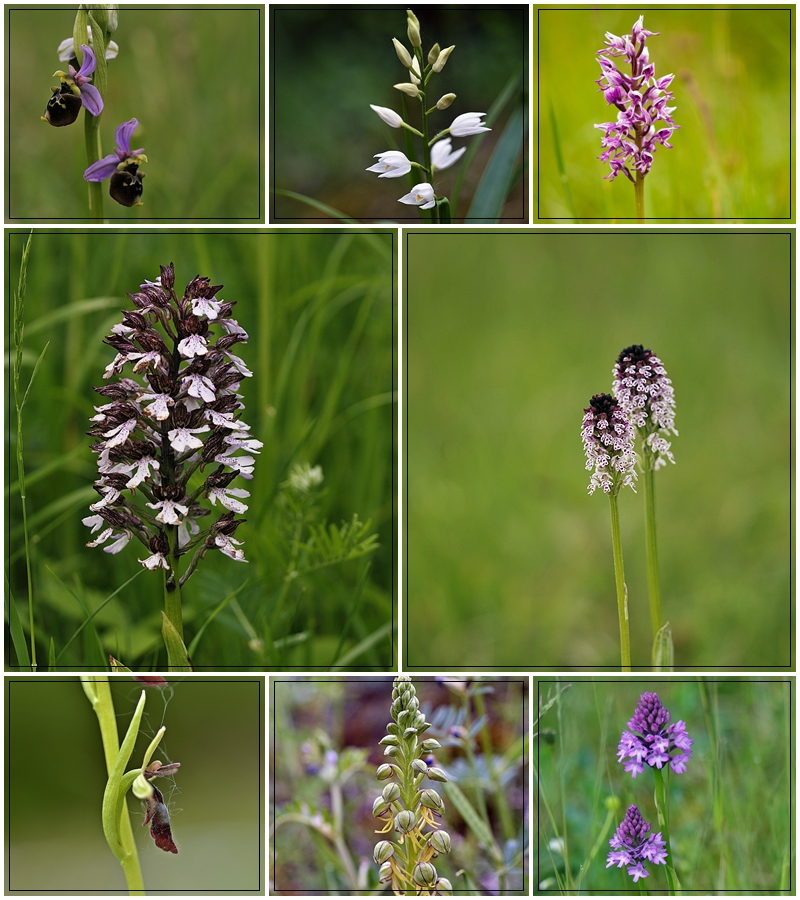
[536,679,792,894]
[5,230,395,671]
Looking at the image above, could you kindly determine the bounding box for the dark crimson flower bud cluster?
[83,263,260,585]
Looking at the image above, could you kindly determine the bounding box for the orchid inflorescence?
[367,9,490,220]
[373,675,453,896]
[41,6,149,208]
[83,263,259,586]
[595,16,678,186]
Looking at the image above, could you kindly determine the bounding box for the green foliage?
[5,230,394,670]
[536,8,792,221]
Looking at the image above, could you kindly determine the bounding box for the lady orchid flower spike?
[83,263,259,642]
[43,43,103,126]
[595,16,678,221]
[606,804,667,883]
[366,9,490,222]
[84,118,147,207]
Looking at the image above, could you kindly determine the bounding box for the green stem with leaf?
[652,766,679,894]
[608,493,631,671]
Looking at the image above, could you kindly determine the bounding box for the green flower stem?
[416,48,438,225]
[652,766,678,894]
[329,781,361,890]
[643,464,664,643]
[633,131,645,222]
[74,8,107,220]
[163,526,184,640]
[608,493,631,671]
[82,678,145,895]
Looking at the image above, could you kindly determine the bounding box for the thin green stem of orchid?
[609,493,631,671]
[163,526,184,639]
[329,780,361,890]
[634,174,646,223]
[417,48,438,225]
[82,678,145,895]
[652,766,678,894]
[643,463,664,645]
[74,9,107,220]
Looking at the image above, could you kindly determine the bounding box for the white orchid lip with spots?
[83,263,259,586]
[366,8,490,222]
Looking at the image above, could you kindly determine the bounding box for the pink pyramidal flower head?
[607,804,668,882]
[617,691,693,778]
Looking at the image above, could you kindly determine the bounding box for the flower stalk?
[608,493,631,671]
[374,676,452,896]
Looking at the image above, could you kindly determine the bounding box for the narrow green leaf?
[443,780,500,857]
[187,581,250,659]
[45,566,106,667]
[48,638,56,671]
[328,562,370,668]
[161,611,194,671]
[274,189,358,223]
[548,96,578,221]
[467,106,524,222]
[20,341,50,411]
[327,620,392,668]
[652,621,675,671]
[26,296,123,337]
[5,586,31,669]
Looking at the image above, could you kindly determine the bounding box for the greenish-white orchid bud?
[436,876,453,894]
[413,862,438,888]
[428,42,440,65]
[382,782,401,802]
[392,37,413,68]
[432,45,455,73]
[428,829,451,855]
[406,9,421,48]
[373,840,395,865]
[394,81,420,98]
[426,766,448,782]
[395,809,417,833]
[378,861,393,883]
[436,93,457,110]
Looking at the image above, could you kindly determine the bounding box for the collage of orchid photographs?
[1,2,794,897]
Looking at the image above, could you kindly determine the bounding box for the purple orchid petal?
[115,118,139,155]
[80,83,104,117]
[77,44,97,78]
[84,153,121,182]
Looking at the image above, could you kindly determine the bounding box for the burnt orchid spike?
[606,804,667,883]
[613,344,677,470]
[374,675,453,896]
[594,16,678,186]
[82,263,260,585]
[617,692,693,778]
[581,393,637,496]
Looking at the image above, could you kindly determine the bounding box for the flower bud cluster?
[373,675,453,896]
[367,8,489,214]
[594,16,678,183]
[83,263,259,583]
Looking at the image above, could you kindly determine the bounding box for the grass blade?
[467,105,524,222]
[548,96,578,221]
[45,566,106,667]
[5,584,31,669]
[328,562,370,669]
[274,189,358,223]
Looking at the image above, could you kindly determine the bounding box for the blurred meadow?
[6,676,263,893]
[536,678,793,894]
[536,7,794,222]
[6,229,395,671]
[271,6,528,224]
[405,230,792,670]
[271,676,527,894]
[7,6,263,222]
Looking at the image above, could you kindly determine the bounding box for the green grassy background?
[271,6,527,224]
[6,229,395,671]
[536,7,794,222]
[536,678,792,894]
[6,676,263,892]
[7,7,263,222]
[405,230,792,670]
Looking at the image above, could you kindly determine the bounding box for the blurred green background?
[6,229,395,671]
[405,230,792,670]
[271,5,527,223]
[7,6,262,221]
[536,7,794,222]
[536,678,792,893]
[271,676,527,894]
[6,676,263,893]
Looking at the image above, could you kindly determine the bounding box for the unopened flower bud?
[411,758,428,774]
[376,764,395,780]
[436,877,453,894]
[428,42,440,65]
[395,809,417,833]
[394,82,420,98]
[436,93,457,110]
[373,840,395,865]
[392,37,413,69]
[378,861,393,883]
[379,735,400,746]
[382,782,401,802]
[406,10,422,48]
[413,862,438,888]
[432,45,455,72]
[373,795,391,817]
[420,788,443,811]
[426,766,448,782]
[421,738,442,751]
[428,829,451,855]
